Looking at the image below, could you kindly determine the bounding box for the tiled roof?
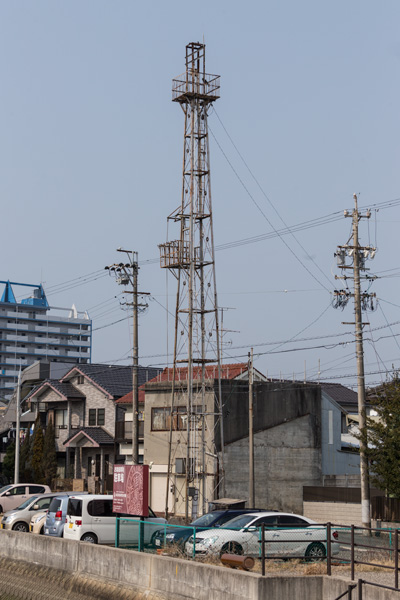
[26,379,85,401]
[61,364,161,399]
[321,383,358,407]
[64,427,114,446]
[148,363,248,384]
[115,389,145,405]
[47,381,85,398]
[115,364,249,405]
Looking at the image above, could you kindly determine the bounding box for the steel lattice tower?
[159,42,224,519]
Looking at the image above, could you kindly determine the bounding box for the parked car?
[153,508,267,550]
[1,493,60,532]
[64,495,167,545]
[0,484,51,514]
[184,512,340,559]
[29,510,47,534]
[44,492,88,538]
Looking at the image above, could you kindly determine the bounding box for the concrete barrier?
[0,530,398,600]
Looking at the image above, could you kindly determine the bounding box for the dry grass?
[155,545,397,577]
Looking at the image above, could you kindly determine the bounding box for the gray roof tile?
[62,364,161,398]
[64,427,114,446]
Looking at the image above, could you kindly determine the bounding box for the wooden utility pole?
[13,368,21,484]
[105,250,149,465]
[334,193,377,530]
[131,256,139,465]
[248,348,255,507]
[351,195,371,530]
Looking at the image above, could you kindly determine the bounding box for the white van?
[63,495,166,546]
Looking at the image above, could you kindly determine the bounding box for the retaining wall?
[0,530,398,600]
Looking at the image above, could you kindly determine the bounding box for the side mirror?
[246,526,257,531]
[33,504,40,510]
[5,492,10,496]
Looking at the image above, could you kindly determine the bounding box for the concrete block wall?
[304,501,362,526]
[224,416,322,514]
[0,530,399,599]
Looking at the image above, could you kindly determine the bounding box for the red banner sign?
[112,465,149,516]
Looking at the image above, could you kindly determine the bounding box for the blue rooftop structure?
[0,281,49,308]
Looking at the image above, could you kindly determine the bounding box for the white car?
[29,510,47,534]
[64,495,166,546]
[184,512,339,560]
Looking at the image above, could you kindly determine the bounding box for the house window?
[151,407,171,431]
[89,409,96,426]
[151,406,198,431]
[97,408,105,426]
[77,375,84,385]
[89,408,105,426]
[55,409,68,430]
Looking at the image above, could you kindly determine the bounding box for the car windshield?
[0,485,12,495]
[17,496,38,510]
[220,514,256,530]
[191,511,224,527]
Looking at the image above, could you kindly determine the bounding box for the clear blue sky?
[0,1,399,389]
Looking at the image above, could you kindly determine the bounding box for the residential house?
[143,363,267,517]
[142,369,360,517]
[0,361,73,473]
[27,363,160,492]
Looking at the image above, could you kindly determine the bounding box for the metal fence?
[334,579,400,600]
[116,518,400,592]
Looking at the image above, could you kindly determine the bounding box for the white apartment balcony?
[3,335,28,342]
[0,323,29,331]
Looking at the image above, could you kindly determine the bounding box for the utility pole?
[105,250,149,465]
[14,368,21,484]
[334,193,377,530]
[248,348,255,507]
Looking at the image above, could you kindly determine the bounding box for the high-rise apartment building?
[0,280,91,401]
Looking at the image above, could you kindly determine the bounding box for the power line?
[208,125,332,293]
[212,107,335,290]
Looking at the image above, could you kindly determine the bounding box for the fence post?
[395,529,399,589]
[358,579,362,600]
[115,516,120,548]
[138,519,142,552]
[261,523,265,576]
[192,527,196,559]
[347,584,353,599]
[327,522,331,576]
[351,525,355,582]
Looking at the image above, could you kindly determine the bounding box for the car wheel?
[220,541,243,557]
[305,542,326,561]
[12,522,29,533]
[39,526,44,535]
[81,533,98,544]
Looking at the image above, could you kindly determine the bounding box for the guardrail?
[116,518,400,592]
